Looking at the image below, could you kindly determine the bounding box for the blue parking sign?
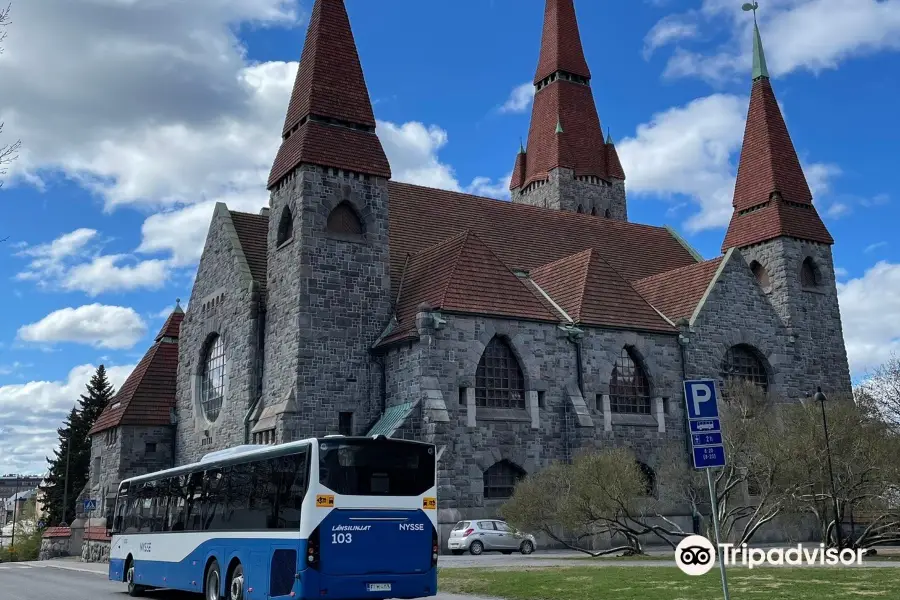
[683,379,727,469]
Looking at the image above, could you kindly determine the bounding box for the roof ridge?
[635,255,723,287]
[437,231,471,310]
[588,249,672,328]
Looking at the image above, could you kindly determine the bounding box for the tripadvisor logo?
[675,535,866,575]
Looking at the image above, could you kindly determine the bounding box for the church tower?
[509,0,627,220]
[261,0,394,440]
[722,11,850,396]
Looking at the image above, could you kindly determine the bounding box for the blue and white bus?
[108,435,438,600]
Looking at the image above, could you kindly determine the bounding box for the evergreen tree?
[39,365,116,525]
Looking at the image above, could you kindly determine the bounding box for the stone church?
[86,0,850,536]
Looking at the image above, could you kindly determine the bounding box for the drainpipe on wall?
[244,299,266,444]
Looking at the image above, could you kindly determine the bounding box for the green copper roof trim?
[750,6,769,80]
[366,401,416,437]
[519,138,525,153]
[665,225,704,263]
[606,129,614,145]
[555,117,563,134]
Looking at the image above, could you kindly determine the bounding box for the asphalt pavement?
[0,560,500,600]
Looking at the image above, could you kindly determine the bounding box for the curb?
[30,562,108,575]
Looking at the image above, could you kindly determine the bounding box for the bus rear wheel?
[228,563,245,600]
[206,560,221,600]
[126,561,144,597]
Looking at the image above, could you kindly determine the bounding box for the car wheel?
[520,540,534,555]
[206,560,221,600]
[469,541,484,556]
[126,561,144,597]
[228,563,244,600]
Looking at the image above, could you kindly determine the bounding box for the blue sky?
[1,0,899,474]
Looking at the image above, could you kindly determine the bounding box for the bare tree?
[501,448,689,556]
[861,354,900,432]
[1,2,21,214]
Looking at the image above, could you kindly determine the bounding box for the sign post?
[684,379,730,600]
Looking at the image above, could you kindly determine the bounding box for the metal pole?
[61,431,72,527]
[706,469,730,600]
[10,476,20,561]
[818,391,843,548]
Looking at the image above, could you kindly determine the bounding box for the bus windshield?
[318,438,434,496]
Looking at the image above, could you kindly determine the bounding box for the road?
[0,561,497,600]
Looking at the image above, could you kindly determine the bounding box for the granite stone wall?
[511,167,627,221]
[740,239,851,397]
[263,166,393,442]
[175,205,263,464]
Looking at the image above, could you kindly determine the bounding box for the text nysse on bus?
[107,436,438,599]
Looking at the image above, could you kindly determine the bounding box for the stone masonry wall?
[175,206,262,464]
[394,313,688,530]
[263,166,393,442]
[87,429,122,522]
[512,167,627,221]
[740,239,851,396]
[687,250,797,398]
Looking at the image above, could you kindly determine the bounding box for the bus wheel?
[228,563,245,600]
[206,560,221,600]
[126,562,144,597]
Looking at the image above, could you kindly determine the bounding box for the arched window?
[604,209,611,219]
[800,257,819,288]
[200,335,226,422]
[721,344,768,392]
[576,204,584,214]
[326,202,363,235]
[750,260,771,289]
[276,206,293,246]
[475,337,526,409]
[609,347,652,414]
[590,207,598,216]
[637,462,656,497]
[483,460,526,500]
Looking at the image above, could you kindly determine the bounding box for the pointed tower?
[723,10,850,396]
[509,0,626,220]
[262,0,394,440]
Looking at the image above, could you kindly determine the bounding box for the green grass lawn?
[438,566,896,599]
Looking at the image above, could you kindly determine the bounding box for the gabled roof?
[229,210,269,298]
[90,308,182,435]
[267,0,389,188]
[633,257,724,323]
[722,19,831,250]
[534,0,591,83]
[386,231,560,342]
[531,249,673,332]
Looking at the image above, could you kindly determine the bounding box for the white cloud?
[644,13,700,58]
[654,0,900,84]
[865,241,888,254]
[0,363,135,474]
[838,262,900,375]
[618,93,838,231]
[499,82,536,114]
[17,304,148,349]
[834,267,849,279]
[15,228,98,281]
[826,202,851,218]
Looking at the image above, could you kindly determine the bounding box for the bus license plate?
[367,583,391,592]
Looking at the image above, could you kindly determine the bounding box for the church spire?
[267,0,390,189]
[534,0,591,84]
[510,0,624,196]
[722,3,831,250]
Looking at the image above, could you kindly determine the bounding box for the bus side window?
[167,474,188,532]
[186,472,203,531]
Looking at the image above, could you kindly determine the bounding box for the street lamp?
[814,387,843,549]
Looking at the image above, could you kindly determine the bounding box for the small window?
[721,344,769,393]
[604,209,611,218]
[475,337,526,409]
[276,206,293,246]
[92,457,101,485]
[800,257,819,288]
[338,412,353,436]
[145,442,157,454]
[590,207,597,216]
[637,462,656,497]
[537,390,545,408]
[326,202,363,235]
[595,393,603,411]
[200,334,226,422]
[609,347,652,415]
[750,261,771,289]
[576,204,584,214]
[459,387,467,405]
[483,460,526,500]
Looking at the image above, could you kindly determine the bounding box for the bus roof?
[118,435,434,488]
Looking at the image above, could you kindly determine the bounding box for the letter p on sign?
[685,380,720,420]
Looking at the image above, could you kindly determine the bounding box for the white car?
[447,519,536,555]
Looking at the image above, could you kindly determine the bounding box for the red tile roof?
[267,0,389,188]
[155,306,184,342]
[606,141,625,180]
[84,526,110,542]
[633,257,724,323]
[230,210,270,299]
[517,80,614,188]
[534,0,591,83]
[281,0,375,131]
[388,231,561,340]
[723,77,832,250]
[510,150,527,191]
[89,310,181,435]
[43,526,71,538]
